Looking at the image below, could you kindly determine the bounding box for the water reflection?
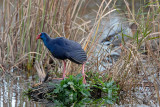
[0,70,44,107]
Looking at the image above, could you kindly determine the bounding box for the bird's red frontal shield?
[36,34,41,40]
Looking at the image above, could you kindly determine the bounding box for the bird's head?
[36,32,49,41]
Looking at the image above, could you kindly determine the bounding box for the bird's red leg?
[52,61,66,80]
[82,63,86,84]
[63,60,66,79]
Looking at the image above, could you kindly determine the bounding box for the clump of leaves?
[48,74,90,106]
[87,72,119,104]
[26,73,119,106]
[93,80,119,104]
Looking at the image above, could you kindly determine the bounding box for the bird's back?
[54,37,82,49]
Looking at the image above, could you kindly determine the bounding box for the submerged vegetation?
[0,0,160,106]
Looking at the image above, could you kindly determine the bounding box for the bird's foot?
[83,80,86,84]
[83,79,86,84]
[83,75,86,84]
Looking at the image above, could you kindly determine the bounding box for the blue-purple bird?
[36,32,87,83]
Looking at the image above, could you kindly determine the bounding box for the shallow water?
[0,70,44,107]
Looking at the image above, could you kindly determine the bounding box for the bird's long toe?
[83,75,86,84]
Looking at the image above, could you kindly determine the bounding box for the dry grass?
[0,0,160,106]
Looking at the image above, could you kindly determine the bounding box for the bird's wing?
[53,37,83,50]
[62,37,82,49]
[65,50,87,64]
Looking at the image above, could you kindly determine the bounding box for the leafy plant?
[25,73,119,106]
[92,80,119,104]
[87,72,119,104]
[48,74,90,106]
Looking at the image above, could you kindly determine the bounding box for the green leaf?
[106,81,114,87]
[105,99,114,105]
[53,88,60,93]
[63,84,68,88]
[81,90,91,97]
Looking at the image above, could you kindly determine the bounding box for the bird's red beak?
[36,34,41,40]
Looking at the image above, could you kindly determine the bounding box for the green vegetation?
[89,73,119,104]
[46,75,91,106]
[27,74,119,106]
[49,75,90,103]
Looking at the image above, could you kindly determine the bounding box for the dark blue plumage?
[36,32,87,83]
[37,32,87,64]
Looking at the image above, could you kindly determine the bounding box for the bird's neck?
[42,36,51,48]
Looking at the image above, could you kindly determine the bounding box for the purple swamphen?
[36,32,87,84]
